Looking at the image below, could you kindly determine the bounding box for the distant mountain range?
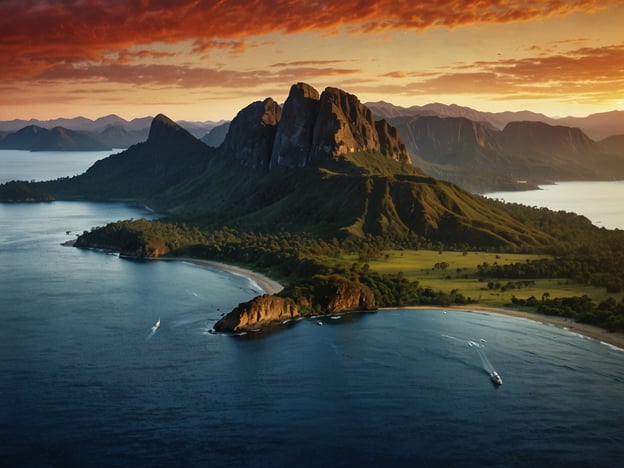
[0,115,225,151]
[365,101,624,141]
[1,95,623,193]
[1,83,605,252]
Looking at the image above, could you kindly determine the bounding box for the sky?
[1,0,623,122]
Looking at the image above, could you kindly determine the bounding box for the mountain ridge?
[0,82,611,252]
[366,101,624,140]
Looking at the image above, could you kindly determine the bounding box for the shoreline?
[156,255,623,349]
[382,305,624,350]
[156,257,284,295]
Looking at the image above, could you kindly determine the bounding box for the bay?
[0,149,121,184]
[486,180,624,230]
[1,152,623,466]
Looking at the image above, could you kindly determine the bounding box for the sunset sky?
[1,0,623,122]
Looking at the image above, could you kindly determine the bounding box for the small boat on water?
[480,338,487,343]
[490,371,503,386]
[153,319,160,328]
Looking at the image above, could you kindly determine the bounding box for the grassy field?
[334,249,617,308]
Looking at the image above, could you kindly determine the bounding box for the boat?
[480,338,487,343]
[490,371,503,386]
[153,318,160,328]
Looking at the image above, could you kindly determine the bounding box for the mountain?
[557,111,624,141]
[600,134,624,155]
[200,122,230,147]
[0,83,575,250]
[45,114,213,199]
[0,115,222,149]
[367,101,555,130]
[96,125,149,149]
[386,115,624,192]
[0,125,111,151]
[367,102,624,141]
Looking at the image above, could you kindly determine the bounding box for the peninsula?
[2,83,623,338]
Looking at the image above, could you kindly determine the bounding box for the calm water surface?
[486,181,624,229]
[1,152,623,466]
[0,149,121,183]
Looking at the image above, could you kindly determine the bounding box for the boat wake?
[468,340,495,374]
[442,334,502,385]
[145,319,160,341]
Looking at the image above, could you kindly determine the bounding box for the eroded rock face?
[270,82,320,168]
[375,119,411,163]
[213,275,377,332]
[303,275,377,313]
[214,295,299,333]
[220,98,282,169]
[309,87,381,162]
[223,83,410,169]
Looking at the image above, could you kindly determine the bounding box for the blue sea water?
[1,152,624,466]
[486,180,624,230]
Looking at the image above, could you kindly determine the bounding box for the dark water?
[1,154,624,466]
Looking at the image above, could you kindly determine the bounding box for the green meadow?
[335,249,616,308]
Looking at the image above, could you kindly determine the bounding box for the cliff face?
[221,83,411,170]
[270,82,320,168]
[300,274,377,313]
[310,87,379,161]
[501,121,601,159]
[390,116,502,164]
[214,295,300,332]
[214,275,377,332]
[221,98,282,169]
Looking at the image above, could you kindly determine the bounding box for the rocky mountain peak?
[309,87,380,162]
[221,98,282,169]
[270,82,321,168]
[224,83,411,170]
[147,113,197,148]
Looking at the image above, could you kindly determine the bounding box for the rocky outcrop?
[214,295,299,332]
[220,98,282,169]
[300,274,377,314]
[213,274,377,332]
[222,83,411,169]
[375,119,410,163]
[309,87,410,164]
[270,82,320,168]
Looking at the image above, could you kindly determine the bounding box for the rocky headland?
[214,275,377,333]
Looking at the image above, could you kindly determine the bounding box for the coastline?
[157,256,623,350]
[383,305,624,350]
[157,257,284,295]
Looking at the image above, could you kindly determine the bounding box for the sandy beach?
[157,257,284,295]
[384,305,624,350]
[160,256,623,349]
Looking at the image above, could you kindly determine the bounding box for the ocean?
[486,181,624,230]
[1,150,623,466]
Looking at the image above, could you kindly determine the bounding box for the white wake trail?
[145,326,158,341]
[443,334,498,375]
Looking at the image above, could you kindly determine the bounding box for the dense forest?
[75,217,624,332]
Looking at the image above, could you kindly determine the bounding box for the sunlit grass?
[332,249,617,308]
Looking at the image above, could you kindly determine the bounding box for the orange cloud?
[360,44,624,102]
[0,0,612,81]
[32,62,360,89]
